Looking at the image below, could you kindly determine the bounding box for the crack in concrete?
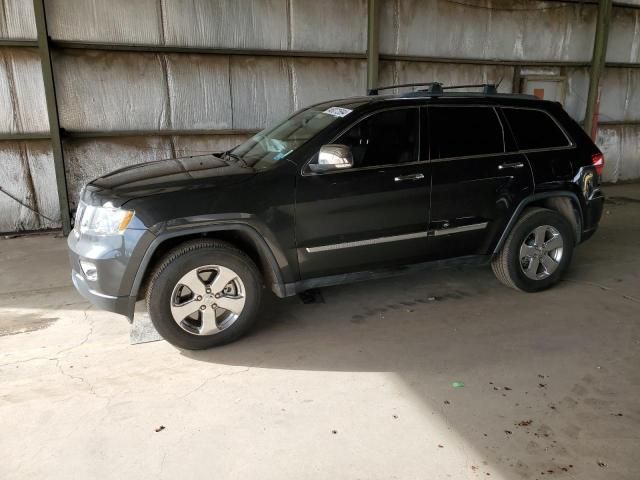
[565,279,640,304]
[178,367,251,399]
[0,307,96,373]
[51,308,114,400]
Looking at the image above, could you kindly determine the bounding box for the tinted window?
[503,108,570,150]
[430,106,504,158]
[232,102,364,169]
[335,108,419,168]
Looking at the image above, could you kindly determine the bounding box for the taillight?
[592,153,604,176]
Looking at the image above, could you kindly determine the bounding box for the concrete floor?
[1,185,639,480]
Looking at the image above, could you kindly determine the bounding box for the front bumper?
[71,270,136,319]
[67,227,155,320]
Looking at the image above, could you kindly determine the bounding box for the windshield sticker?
[323,107,353,118]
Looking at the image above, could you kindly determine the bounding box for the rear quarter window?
[502,108,571,151]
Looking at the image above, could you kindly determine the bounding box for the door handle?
[394,173,425,182]
[498,162,525,170]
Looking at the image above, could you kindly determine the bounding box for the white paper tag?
[323,107,353,118]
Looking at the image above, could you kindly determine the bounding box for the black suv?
[68,82,605,349]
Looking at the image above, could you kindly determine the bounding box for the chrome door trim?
[394,173,425,182]
[305,231,430,253]
[498,162,525,170]
[304,222,488,253]
[432,222,488,236]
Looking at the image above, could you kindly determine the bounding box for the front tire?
[146,239,262,349]
[492,207,575,292]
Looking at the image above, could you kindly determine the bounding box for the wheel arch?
[132,224,287,302]
[493,192,583,255]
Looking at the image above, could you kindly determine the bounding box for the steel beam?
[33,0,71,234]
[63,129,260,139]
[548,0,640,10]
[380,54,592,68]
[50,40,367,60]
[584,0,613,138]
[366,0,380,92]
[0,133,51,141]
[45,40,640,70]
[380,54,640,70]
[597,120,640,126]
[0,39,39,47]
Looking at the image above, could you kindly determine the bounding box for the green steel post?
[584,0,612,139]
[33,0,71,234]
[367,0,380,92]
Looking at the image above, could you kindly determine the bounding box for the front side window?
[231,102,364,170]
[333,108,419,168]
[429,106,504,159]
[502,108,571,150]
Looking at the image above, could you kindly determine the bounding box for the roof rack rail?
[368,82,503,96]
[442,83,498,94]
[368,82,442,95]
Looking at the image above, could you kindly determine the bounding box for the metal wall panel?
[289,0,367,53]
[45,0,366,53]
[0,0,37,40]
[290,57,367,109]
[45,0,163,44]
[607,7,640,63]
[0,141,60,232]
[171,134,251,156]
[379,60,514,94]
[599,68,640,122]
[0,48,49,133]
[230,56,293,129]
[52,50,365,133]
[53,50,168,132]
[63,136,173,208]
[598,125,640,182]
[565,67,590,122]
[163,0,288,50]
[165,54,232,130]
[379,0,597,62]
[63,135,251,207]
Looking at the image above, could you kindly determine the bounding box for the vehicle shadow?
[177,238,640,478]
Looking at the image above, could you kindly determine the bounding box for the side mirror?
[309,144,354,173]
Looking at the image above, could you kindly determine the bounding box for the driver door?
[294,107,431,279]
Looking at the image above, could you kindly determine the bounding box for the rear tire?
[492,207,574,292]
[146,239,262,349]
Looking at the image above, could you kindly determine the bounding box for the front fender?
[129,219,293,301]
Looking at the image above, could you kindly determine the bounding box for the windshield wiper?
[223,150,251,169]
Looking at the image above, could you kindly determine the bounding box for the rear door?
[426,105,533,259]
[295,107,431,279]
[501,107,575,185]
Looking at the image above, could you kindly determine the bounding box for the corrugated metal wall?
[0,0,639,233]
[378,0,640,184]
[0,0,56,232]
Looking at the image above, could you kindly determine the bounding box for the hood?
[83,154,254,206]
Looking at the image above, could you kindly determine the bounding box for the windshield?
[229,103,362,169]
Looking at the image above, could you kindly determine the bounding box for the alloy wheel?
[519,225,564,280]
[170,265,246,335]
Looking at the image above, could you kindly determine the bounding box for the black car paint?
[68,94,605,320]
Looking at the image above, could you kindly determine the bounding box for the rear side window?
[429,106,504,159]
[503,108,570,150]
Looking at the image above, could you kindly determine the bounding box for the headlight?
[75,201,135,235]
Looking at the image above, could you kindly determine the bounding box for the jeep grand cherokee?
[68,82,605,349]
